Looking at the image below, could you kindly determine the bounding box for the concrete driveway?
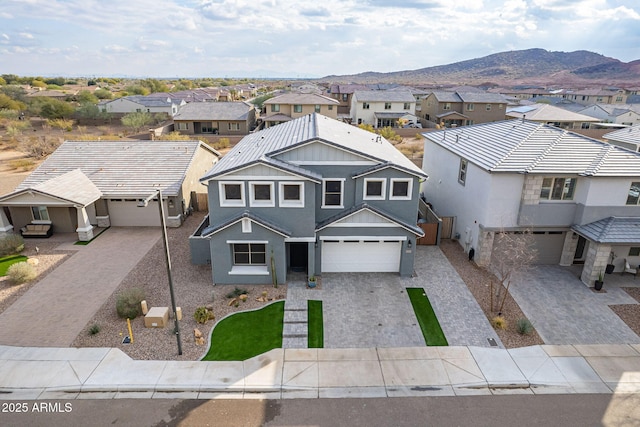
[286,246,501,349]
[509,266,640,345]
[0,228,160,347]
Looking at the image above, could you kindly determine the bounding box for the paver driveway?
[0,228,160,347]
[509,266,640,345]
[287,246,501,348]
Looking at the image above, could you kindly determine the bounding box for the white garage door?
[107,200,160,227]
[321,241,402,273]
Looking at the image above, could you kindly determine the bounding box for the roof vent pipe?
[522,114,526,123]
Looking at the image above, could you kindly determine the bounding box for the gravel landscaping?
[440,239,544,348]
[71,212,286,361]
[610,287,640,337]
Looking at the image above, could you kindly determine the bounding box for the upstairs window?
[323,179,344,208]
[219,182,245,207]
[486,104,492,111]
[458,159,468,185]
[467,103,474,111]
[390,178,412,200]
[384,102,392,110]
[444,103,451,110]
[363,102,370,109]
[404,102,411,110]
[363,178,386,200]
[270,104,280,112]
[293,104,302,113]
[279,182,304,207]
[249,182,274,207]
[540,177,576,201]
[626,182,640,205]
[342,94,348,102]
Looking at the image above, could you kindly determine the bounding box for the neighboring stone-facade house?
[99,95,185,116]
[0,140,219,241]
[189,113,428,285]
[173,102,257,136]
[421,119,640,287]
[350,91,416,128]
[261,93,339,128]
[603,125,640,152]
[578,104,640,126]
[420,91,508,127]
[506,103,600,130]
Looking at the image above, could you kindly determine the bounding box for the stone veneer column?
[0,208,13,233]
[560,231,579,266]
[521,175,543,206]
[475,227,495,267]
[75,206,94,242]
[580,242,610,286]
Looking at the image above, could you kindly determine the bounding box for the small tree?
[489,230,537,313]
[38,98,75,119]
[121,111,153,133]
[46,118,74,133]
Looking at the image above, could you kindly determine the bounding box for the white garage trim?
[321,240,402,273]
[319,235,406,241]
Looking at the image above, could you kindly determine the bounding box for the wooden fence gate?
[440,216,454,239]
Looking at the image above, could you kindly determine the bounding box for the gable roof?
[506,103,599,122]
[263,93,339,105]
[173,102,254,121]
[430,91,507,104]
[0,169,102,206]
[201,211,291,238]
[352,90,415,103]
[201,113,427,181]
[315,203,424,236]
[422,119,640,176]
[573,217,640,244]
[603,125,640,145]
[14,140,219,198]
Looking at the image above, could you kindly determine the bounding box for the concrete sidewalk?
[0,228,160,347]
[1,344,639,400]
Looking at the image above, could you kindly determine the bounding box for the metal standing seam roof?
[173,102,253,121]
[572,217,640,243]
[15,140,217,198]
[604,125,640,145]
[201,113,427,181]
[422,119,640,176]
[352,90,415,103]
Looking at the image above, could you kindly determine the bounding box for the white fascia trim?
[226,240,269,244]
[327,223,400,228]
[319,236,407,241]
[352,165,425,179]
[214,162,321,183]
[363,177,387,201]
[284,237,316,242]
[389,178,413,200]
[291,160,376,166]
[218,181,245,207]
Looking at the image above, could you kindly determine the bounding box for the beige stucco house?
[262,93,339,127]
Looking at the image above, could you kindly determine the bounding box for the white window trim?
[279,181,304,208]
[219,181,245,207]
[229,265,269,275]
[249,181,275,207]
[363,178,387,200]
[322,178,345,209]
[389,178,413,200]
[458,159,468,186]
[31,206,51,223]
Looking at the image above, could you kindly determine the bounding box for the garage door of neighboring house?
[321,240,402,273]
[493,231,565,265]
[107,200,161,227]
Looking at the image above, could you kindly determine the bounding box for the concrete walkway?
[1,344,639,400]
[286,246,502,349]
[0,228,160,347]
[509,266,640,345]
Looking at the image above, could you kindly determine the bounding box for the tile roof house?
[421,119,640,287]
[98,95,186,116]
[189,113,428,285]
[173,101,257,136]
[578,104,640,126]
[261,93,339,128]
[420,91,508,127]
[506,103,600,129]
[350,91,417,128]
[0,140,220,241]
[603,124,640,152]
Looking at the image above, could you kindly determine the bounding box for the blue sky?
[1,0,639,78]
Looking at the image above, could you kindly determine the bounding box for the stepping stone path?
[283,297,308,348]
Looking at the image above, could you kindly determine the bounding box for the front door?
[289,243,308,273]
[574,236,587,264]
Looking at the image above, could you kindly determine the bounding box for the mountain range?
[321,49,640,87]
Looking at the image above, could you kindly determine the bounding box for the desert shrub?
[88,324,101,335]
[516,318,534,335]
[0,233,24,256]
[157,131,192,141]
[0,109,20,120]
[6,262,36,284]
[116,288,145,319]
[491,316,507,330]
[225,287,248,298]
[19,135,62,158]
[9,158,35,171]
[194,306,210,324]
[213,138,230,150]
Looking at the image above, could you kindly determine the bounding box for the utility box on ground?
[144,306,169,328]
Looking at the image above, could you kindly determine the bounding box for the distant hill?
[321,49,640,86]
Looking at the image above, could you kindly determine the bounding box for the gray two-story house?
[190,113,428,285]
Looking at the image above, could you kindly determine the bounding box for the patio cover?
[572,217,640,244]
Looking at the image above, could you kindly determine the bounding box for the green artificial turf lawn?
[202,301,284,361]
[406,287,448,346]
[307,300,324,348]
[0,255,28,276]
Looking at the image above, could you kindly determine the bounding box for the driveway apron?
[0,228,160,347]
[509,266,640,345]
[286,246,501,349]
